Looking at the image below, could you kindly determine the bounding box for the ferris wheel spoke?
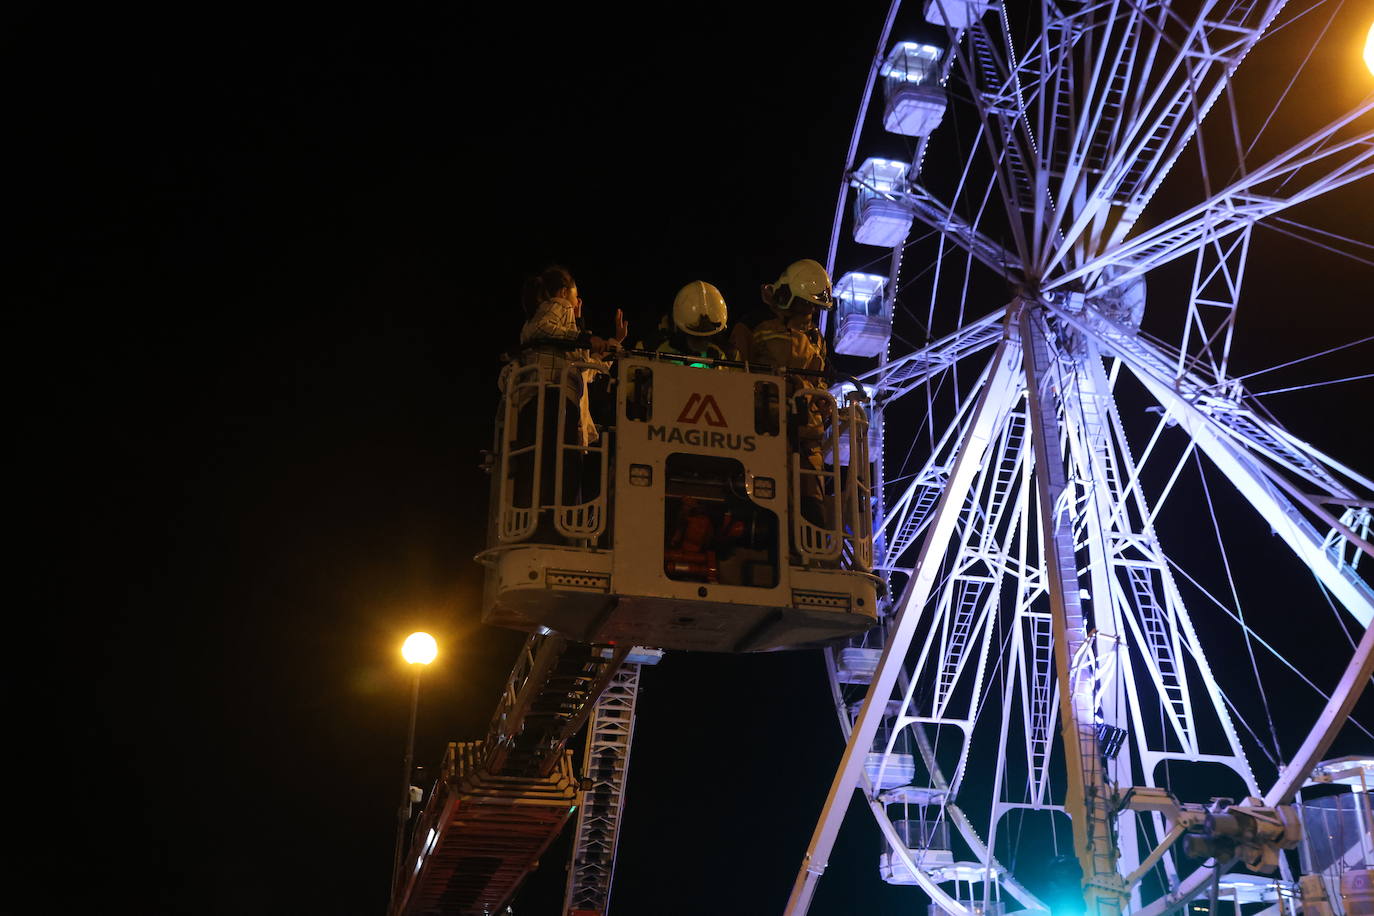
[856,305,1006,403]
[1069,317,1374,589]
[1270,216,1374,251]
[1036,0,1288,277]
[1104,1,1286,232]
[916,175,1007,343]
[1175,222,1252,379]
[1235,334,1374,389]
[941,19,1038,261]
[905,183,1024,280]
[1043,0,1166,271]
[1163,554,1374,744]
[1021,305,1158,909]
[1258,0,1338,42]
[1239,0,1343,171]
[873,335,1025,570]
[903,396,1029,723]
[1100,332,1374,623]
[886,469,1052,912]
[1050,297,1365,499]
[1256,219,1374,269]
[1052,100,1374,292]
[1193,449,1286,752]
[1248,371,1374,397]
[1048,317,1264,857]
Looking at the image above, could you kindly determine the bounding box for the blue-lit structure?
[794,0,1374,913]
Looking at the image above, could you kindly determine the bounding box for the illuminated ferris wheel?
[793,1,1374,914]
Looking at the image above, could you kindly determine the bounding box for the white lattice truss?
[563,664,641,916]
[791,0,1374,911]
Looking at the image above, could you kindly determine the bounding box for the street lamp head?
[1365,21,1374,78]
[402,631,438,665]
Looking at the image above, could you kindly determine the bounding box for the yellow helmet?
[672,281,729,337]
[770,259,835,312]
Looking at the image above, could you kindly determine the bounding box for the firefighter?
[748,259,835,529]
[637,281,733,363]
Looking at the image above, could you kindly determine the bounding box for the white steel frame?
[793,0,1374,913]
[564,664,642,916]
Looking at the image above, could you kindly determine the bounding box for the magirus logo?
[676,393,727,427]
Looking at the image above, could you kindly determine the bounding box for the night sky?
[19,3,1373,915]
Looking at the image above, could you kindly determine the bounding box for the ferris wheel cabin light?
[880,42,941,84]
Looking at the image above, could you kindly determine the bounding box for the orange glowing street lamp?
[401,631,438,665]
[1365,21,1374,77]
[389,632,438,913]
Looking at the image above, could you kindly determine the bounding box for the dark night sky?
[17,3,1373,915]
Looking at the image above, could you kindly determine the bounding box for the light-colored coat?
[502,296,605,446]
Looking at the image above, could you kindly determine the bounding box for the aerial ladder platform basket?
[480,352,882,654]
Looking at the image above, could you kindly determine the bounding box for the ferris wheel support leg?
[783,326,1025,916]
[1020,306,1128,915]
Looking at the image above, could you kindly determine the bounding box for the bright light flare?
[401,631,438,665]
[1365,21,1374,77]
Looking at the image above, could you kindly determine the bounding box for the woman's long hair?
[521,265,575,318]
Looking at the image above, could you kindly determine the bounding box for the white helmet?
[672,281,729,337]
[771,259,834,312]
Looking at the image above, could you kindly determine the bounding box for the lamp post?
[389,631,438,914]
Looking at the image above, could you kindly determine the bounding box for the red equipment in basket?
[664,498,745,583]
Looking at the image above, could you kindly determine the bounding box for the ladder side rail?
[563,663,643,916]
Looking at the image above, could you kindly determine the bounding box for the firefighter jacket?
[750,317,828,443]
